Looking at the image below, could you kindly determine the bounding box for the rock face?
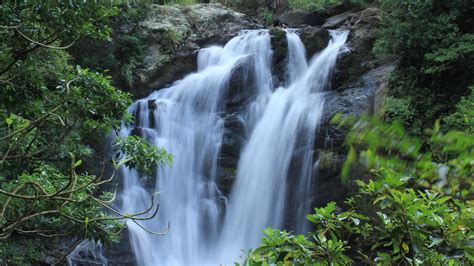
[331,7,383,89]
[314,62,396,204]
[225,56,259,113]
[299,27,330,58]
[276,2,350,27]
[137,5,389,207]
[133,4,261,98]
[322,11,356,29]
[278,10,326,27]
[270,28,288,87]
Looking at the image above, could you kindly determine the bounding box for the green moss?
[270,28,286,42]
[223,167,237,176]
[318,150,335,170]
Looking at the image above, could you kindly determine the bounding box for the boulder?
[299,27,330,58]
[218,114,246,169]
[132,4,261,98]
[225,55,259,113]
[313,62,396,205]
[278,10,326,27]
[139,50,198,99]
[331,7,383,90]
[270,28,288,87]
[322,11,356,29]
[185,4,260,45]
[325,3,351,17]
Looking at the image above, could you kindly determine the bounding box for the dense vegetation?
[375,0,473,135]
[247,0,473,265]
[246,116,473,265]
[0,0,472,265]
[0,2,170,264]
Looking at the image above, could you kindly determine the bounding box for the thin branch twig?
[16,29,78,50]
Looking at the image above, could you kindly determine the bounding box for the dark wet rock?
[325,3,351,17]
[217,113,245,195]
[277,2,350,28]
[322,11,356,29]
[225,56,258,113]
[270,28,288,87]
[299,27,330,58]
[105,231,136,265]
[148,99,157,110]
[278,10,326,27]
[219,114,246,170]
[137,50,198,99]
[131,4,261,98]
[320,63,396,148]
[313,62,396,205]
[331,7,383,90]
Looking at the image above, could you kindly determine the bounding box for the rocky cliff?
[131,4,261,99]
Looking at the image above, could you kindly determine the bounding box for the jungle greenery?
[245,116,473,265]
[288,0,371,11]
[0,2,171,264]
[289,0,344,11]
[0,0,472,265]
[375,0,474,135]
[246,0,473,265]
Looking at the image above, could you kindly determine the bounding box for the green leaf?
[74,160,82,168]
[5,117,13,126]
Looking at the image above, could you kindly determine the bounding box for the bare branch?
[131,220,170,236]
[16,28,78,50]
[0,23,22,29]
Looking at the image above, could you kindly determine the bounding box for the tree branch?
[16,28,78,50]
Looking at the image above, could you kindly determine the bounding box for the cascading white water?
[116,29,348,265]
[218,30,348,262]
[118,30,272,266]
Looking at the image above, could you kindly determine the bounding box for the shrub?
[245,116,473,265]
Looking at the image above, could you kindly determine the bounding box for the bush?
[288,0,343,11]
[245,116,473,265]
[259,8,274,25]
[382,96,414,125]
[374,0,473,136]
[443,86,474,133]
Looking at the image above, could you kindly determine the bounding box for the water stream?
[72,29,348,265]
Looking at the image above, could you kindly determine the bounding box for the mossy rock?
[270,28,288,87]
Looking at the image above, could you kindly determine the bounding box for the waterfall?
[116,29,348,265]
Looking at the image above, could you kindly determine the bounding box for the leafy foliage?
[0,2,171,264]
[288,0,371,11]
[115,136,173,178]
[245,116,473,265]
[69,3,148,90]
[375,0,474,135]
[259,8,274,26]
[288,0,343,11]
[443,86,474,133]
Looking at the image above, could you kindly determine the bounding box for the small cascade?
[67,240,108,266]
[114,29,348,265]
